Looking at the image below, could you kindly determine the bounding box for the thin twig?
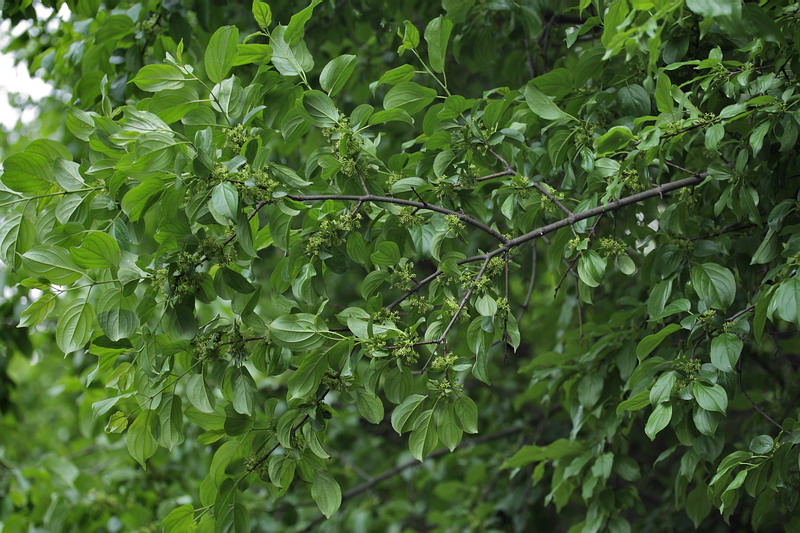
[475,169,515,182]
[355,168,370,196]
[738,357,783,430]
[287,193,507,243]
[297,427,522,532]
[516,242,537,321]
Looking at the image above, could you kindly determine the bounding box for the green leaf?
[186,373,215,413]
[205,26,239,84]
[408,409,438,461]
[370,241,401,266]
[132,64,186,92]
[252,0,272,30]
[376,64,416,87]
[502,439,584,468]
[233,44,272,66]
[691,263,736,310]
[121,177,167,222]
[397,20,419,54]
[686,483,712,528]
[577,250,606,288]
[523,82,573,121]
[54,159,86,190]
[285,0,322,45]
[615,254,636,275]
[303,90,340,127]
[56,298,95,353]
[617,390,651,415]
[748,435,774,454]
[23,247,83,284]
[437,404,462,451]
[775,277,800,326]
[383,82,437,115]
[356,390,384,424]
[710,333,742,373]
[287,351,327,399]
[693,382,727,414]
[105,411,128,434]
[320,54,357,97]
[158,394,184,450]
[269,314,326,351]
[693,406,719,436]
[368,108,414,126]
[705,123,724,151]
[644,403,672,440]
[686,0,737,17]
[454,395,478,434]
[232,367,256,415]
[270,26,314,77]
[594,126,634,155]
[636,323,681,361]
[163,504,195,533]
[19,292,56,328]
[127,410,158,469]
[311,469,341,518]
[95,286,137,341]
[70,232,120,269]
[1,151,53,193]
[649,371,677,405]
[424,16,453,73]
[208,182,239,225]
[391,394,427,434]
[654,72,672,113]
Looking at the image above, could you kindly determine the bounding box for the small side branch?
[288,193,508,244]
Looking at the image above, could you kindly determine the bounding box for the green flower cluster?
[597,237,626,257]
[398,206,424,227]
[390,262,416,291]
[306,212,362,256]
[224,124,251,153]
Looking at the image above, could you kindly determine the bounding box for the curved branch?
[287,193,508,243]
[387,172,707,309]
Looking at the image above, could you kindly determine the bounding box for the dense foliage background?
[1,0,800,531]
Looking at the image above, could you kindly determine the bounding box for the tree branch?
[287,193,508,243]
[389,172,707,309]
[297,426,522,532]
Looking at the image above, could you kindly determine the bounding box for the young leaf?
[252,0,272,30]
